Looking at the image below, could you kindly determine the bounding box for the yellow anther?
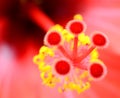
[80,71,89,79]
[76,84,84,93]
[39,64,51,72]
[67,82,77,90]
[39,46,54,57]
[64,76,70,82]
[48,77,60,87]
[39,54,45,60]
[82,82,90,91]
[84,36,91,45]
[40,72,46,80]
[90,59,104,65]
[41,72,59,87]
[46,77,57,88]
[39,46,47,53]
[77,81,90,93]
[33,54,45,64]
[78,33,91,45]
[47,50,54,57]
[78,33,86,43]
[33,55,40,64]
[74,14,83,21]
[41,73,52,83]
[90,49,99,62]
[62,29,74,42]
[38,61,44,67]
[76,86,83,93]
[50,24,63,32]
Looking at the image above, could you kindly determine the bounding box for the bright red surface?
[69,21,84,34]
[92,33,106,46]
[90,63,103,78]
[47,32,61,45]
[55,60,70,75]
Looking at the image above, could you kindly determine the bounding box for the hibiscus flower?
[0,0,120,98]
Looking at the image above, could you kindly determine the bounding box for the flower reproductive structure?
[33,14,109,93]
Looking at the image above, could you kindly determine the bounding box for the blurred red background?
[0,0,120,98]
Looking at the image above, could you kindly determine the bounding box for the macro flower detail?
[33,14,108,93]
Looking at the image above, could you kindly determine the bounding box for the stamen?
[58,45,72,60]
[75,45,96,64]
[33,14,108,93]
